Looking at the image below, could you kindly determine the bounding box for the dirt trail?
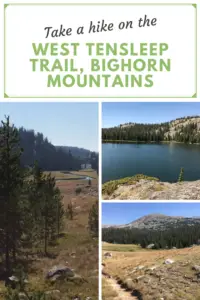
[104,276,138,300]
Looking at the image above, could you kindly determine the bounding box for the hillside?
[102,213,200,250]
[18,127,81,170]
[106,213,200,231]
[102,244,200,300]
[102,115,200,143]
[15,127,99,171]
[56,146,92,159]
[57,146,99,173]
[103,214,200,299]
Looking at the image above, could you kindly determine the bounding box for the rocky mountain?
[105,213,200,231]
[164,116,200,139]
[118,116,200,132]
[102,116,200,143]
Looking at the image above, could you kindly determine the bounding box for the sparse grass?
[102,244,200,300]
[102,277,118,300]
[75,187,82,195]
[102,174,159,196]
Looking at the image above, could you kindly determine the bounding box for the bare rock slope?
[103,179,200,200]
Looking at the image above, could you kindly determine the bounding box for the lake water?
[102,143,200,183]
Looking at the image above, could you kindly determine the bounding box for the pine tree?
[28,162,46,245]
[55,187,64,236]
[178,167,184,182]
[88,201,98,237]
[28,166,64,254]
[67,201,74,220]
[42,173,61,254]
[0,116,23,275]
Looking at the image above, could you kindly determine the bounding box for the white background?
[0,1,200,300]
[4,3,197,98]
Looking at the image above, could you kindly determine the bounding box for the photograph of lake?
[102,102,200,200]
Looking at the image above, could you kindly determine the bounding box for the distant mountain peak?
[107,213,200,231]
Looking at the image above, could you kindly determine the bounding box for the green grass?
[103,243,142,252]
[102,174,159,196]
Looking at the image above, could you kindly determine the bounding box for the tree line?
[102,117,200,144]
[102,223,200,249]
[18,127,98,172]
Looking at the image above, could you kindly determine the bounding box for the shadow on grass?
[131,289,143,300]
[117,279,143,300]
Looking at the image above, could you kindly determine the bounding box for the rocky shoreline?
[102,178,200,200]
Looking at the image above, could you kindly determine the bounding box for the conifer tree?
[178,167,184,182]
[0,116,23,274]
[28,162,46,245]
[67,201,74,220]
[55,187,64,236]
[42,173,62,254]
[88,201,98,237]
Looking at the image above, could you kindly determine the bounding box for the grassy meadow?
[0,170,98,300]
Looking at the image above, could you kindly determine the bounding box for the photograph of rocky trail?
[102,102,200,200]
[0,102,99,300]
[102,203,200,300]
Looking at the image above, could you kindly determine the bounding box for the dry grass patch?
[102,245,200,300]
[102,277,118,300]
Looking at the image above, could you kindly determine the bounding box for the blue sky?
[0,102,98,151]
[102,102,200,128]
[102,203,200,225]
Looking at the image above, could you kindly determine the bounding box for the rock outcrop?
[103,179,200,200]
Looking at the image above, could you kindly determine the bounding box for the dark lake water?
[102,143,200,183]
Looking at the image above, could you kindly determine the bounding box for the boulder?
[164,259,174,264]
[6,276,19,289]
[46,265,75,281]
[192,265,200,272]
[135,275,145,282]
[136,265,145,270]
[8,275,19,282]
[18,293,28,300]
[147,265,157,271]
[104,252,112,258]
[146,243,155,249]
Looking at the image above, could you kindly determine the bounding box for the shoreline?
[102,173,200,185]
[102,140,200,145]
[102,175,200,200]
